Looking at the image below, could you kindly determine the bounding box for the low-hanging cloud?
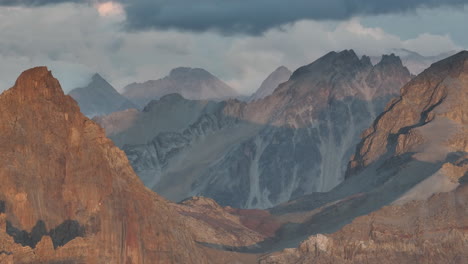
[1,0,467,34]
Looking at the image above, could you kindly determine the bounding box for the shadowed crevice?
[6,219,85,249]
[459,171,468,184]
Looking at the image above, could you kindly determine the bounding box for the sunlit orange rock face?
[0,67,210,263]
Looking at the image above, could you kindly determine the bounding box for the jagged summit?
[377,53,403,65]
[290,49,370,80]
[360,55,372,66]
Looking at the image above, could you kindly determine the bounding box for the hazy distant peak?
[390,48,425,59]
[69,73,136,117]
[91,73,104,80]
[123,66,238,107]
[249,66,292,101]
[169,67,213,79]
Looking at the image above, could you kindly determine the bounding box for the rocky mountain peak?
[8,66,65,102]
[0,68,210,262]
[89,73,108,85]
[377,53,403,66]
[360,55,372,67]
[86,73,115,92]
[364,53,411,98]
[68,72,137,117]
[290,49,368,80]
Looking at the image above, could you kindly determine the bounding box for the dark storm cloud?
[121,0,468,34]
[1,0,467,34]
[0,0,80,6]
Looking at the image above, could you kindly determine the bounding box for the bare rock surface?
[0,67,210,263]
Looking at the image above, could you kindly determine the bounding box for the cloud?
[0,0,80,6]
[95,1,123,17]
[120,0,468,35]
[221,19,461,92]
[0,4,461,95]
[1,0,467,35]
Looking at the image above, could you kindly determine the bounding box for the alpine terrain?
[98,50,412,209]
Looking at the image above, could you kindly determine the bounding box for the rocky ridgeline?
[100,50,412,209]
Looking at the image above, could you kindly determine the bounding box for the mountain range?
[97,50,412,209]
[122,67,240,108]
[261,50,468,264]
[0,50,466,263]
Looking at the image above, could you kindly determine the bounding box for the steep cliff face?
[348,50,468,177]
[260,51,468,264]
[69,73,137,117]
[99,50,412,209]
[123,67,239,107]
[0,67,210,263]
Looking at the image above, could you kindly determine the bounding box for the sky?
[0,1,466,94]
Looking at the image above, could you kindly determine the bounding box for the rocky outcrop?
[347,50,468,177]
[0,67,210,263]
[100,50,412,209]
[69,73,137,117]
[249,66,292,101]
[123,67,239,107]
[172,197,280,248]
